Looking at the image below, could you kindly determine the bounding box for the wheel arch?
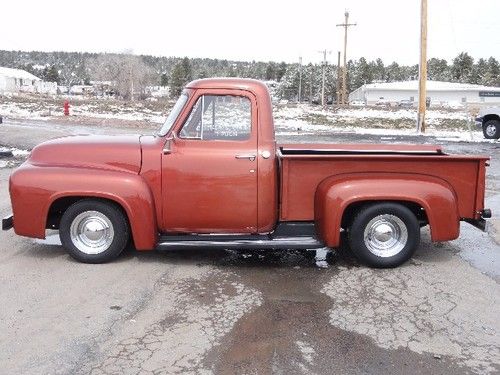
[314,173,460,247]
[483,114,500,123]
[47,195,129,230]
[341,200,428,230]
[46,189,157,251]
[9,164,157,250]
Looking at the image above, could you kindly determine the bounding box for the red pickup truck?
[3,78,492,267]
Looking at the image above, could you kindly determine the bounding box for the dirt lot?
[0,117,499,374]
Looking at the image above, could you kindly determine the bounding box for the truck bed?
[278,143,488,222]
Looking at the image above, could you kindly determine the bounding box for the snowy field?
[274,104,487,143]
[0,94,167,124]
[0,94,487,143]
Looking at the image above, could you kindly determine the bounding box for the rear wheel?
[483,119,500,139]
[348,203,420,268]
[59,199,129,263]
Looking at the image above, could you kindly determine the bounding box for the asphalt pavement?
[0,119,499,374]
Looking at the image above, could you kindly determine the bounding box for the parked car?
[3,78,492,268]
[375,99,391,107]
[475,107,500,139]
[397,99,414,108]
[349,100,365,107]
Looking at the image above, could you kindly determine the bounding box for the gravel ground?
[0,118,499,374]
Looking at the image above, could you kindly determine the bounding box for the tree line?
[0,50,498,101]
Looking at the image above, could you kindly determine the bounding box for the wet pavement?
[0,120,499,374]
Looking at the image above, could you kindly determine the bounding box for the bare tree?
[88,54,155,100]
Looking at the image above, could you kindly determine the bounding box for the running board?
[157,234,324,250]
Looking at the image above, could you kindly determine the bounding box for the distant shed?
[349,80,500,107]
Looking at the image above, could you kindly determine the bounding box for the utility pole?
[417,0,428,133]
[318,50,331,106]
[336,11,356,105]
[336,51,341,105]
[130,65,134,102]
[298,56,302,103]
[309,65,313,103]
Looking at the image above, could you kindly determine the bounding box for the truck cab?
[157,79,278,234]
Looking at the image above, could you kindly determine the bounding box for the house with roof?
[349,80,500,107]
[0,67,42,94]
[0,67,57,95]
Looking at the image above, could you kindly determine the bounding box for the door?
[161,91,258,233]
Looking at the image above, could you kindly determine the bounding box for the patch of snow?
[11,148,30,156]
[296,340,316,364]
[273,104,485,143]
[0,146,29,156]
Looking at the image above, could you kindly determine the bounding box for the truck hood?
[28,135,142,173]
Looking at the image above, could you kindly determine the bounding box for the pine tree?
[451,52,474,82]
[484,57,500,86]
[170,57,192,96]
[373,58,385,81]
[427,58,449,81]
[385,62,404,82]
[276,65,299,99]
[160,73,169,86]
[276,62,288,82]
[470,58,487,85]
[352,57,373,89]
[42,65,60,83]
[265,62,276,81]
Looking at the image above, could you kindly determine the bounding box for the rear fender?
[314,173,459,247]
[9,164,157,250]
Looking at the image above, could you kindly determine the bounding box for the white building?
[0,67,41,94]
[349,80,500,107]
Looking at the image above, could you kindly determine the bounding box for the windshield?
[158,91,189,136]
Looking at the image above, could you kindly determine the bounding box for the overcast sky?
[2,0,499,66]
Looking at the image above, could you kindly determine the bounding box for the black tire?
[483,119,500,139]
[348,203,420,268]
[59,199,129,263]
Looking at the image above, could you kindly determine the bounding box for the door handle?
[235,154,256,161]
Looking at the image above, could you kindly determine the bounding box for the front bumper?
[2,215,13,230]
[475,116,483,128]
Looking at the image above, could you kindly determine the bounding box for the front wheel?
[59,199,130,263]
[348,203,420,268]
[483,120,500,139]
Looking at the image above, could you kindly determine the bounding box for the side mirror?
[163,133,177,155]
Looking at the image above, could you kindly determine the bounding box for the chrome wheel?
[69,210,115,255]
[485,123,497,137]
[363,214,408,257]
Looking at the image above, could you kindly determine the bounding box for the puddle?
[203,258,466,374]
[314,247,331,268]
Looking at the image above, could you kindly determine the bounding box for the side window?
[179,95,251,141]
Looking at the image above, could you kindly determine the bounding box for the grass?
[297,109,472,131]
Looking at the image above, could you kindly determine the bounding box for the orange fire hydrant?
[63,100,70,116]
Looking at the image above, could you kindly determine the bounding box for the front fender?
[9,163,157,250]
[314,173,459,247]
